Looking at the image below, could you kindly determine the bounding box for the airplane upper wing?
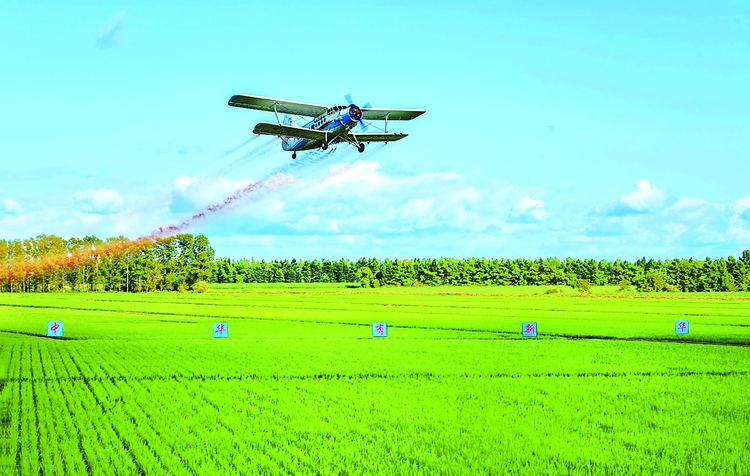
[360,108,425,121]
[348,132,408,142]
[252,122,327,141]
[229,94,329,118]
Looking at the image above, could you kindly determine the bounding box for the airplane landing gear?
[321,141,329,151]
[292,152,297,159]
[357,143,365,153]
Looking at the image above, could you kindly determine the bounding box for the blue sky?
[1,0,748,260]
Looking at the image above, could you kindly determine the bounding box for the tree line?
[215,251,750,292]
[0,234,214,293]
[2,233,749,292]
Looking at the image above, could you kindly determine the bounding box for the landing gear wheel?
[357,143,365,153]
[321,141,329,151]
[292,152,297,159]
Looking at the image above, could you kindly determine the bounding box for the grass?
[1,285,749,475]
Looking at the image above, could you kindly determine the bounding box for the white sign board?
[522,322,537,337]
[372,322,388,338]
[212,322,228,338]
[47,321,63,338]
[675,320,689,335]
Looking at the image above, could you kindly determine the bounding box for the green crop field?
[1,285,749,475]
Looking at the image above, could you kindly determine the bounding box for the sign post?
[46,321,63,338]
[213,322,228,338]
[675,320,689,335]
[522,322,537,338]
[372,322,388,338]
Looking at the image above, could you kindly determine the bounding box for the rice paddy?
[1,285,749,475]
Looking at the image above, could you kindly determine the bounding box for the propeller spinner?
[344,93,370,131]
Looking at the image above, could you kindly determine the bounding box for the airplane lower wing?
[253,122,328,141]
[254,123,408,143]
[348,132,408,142]
[230,94,328,118]
[360,108,425,121]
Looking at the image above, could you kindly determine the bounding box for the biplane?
[228,94,425,159]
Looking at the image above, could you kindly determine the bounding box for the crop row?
[3,335,749,475]
[8,369,750,475]
[7,337,750,383]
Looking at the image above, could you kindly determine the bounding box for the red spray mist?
[0,158,357,290]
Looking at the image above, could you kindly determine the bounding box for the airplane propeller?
[345,93,370,131]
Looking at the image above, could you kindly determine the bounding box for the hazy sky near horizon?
[1,0,749,260]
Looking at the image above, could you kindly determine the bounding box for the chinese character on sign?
[675,320,689,335]
[522,322,537,337]
[46,321,63,338]
[372,322,388,338]
[213,322,228,338]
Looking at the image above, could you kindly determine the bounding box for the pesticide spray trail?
[146,172,297,239]
[0,171,297,288]
[136,140,364,243]
[214,136,279,176]
[0,141,362,289]
[117,136,282,223]
[219,135,261,159]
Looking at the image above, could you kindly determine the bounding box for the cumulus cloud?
[73,188,125,214]
[731,195,750,220]
[96,12,125,47]
[664,197,724,222]
[606,179,668,215]
[195,160,550,254]
[5,157,748,262]
[0,197,22,214]
[309,161,459,200]
[509,196,548,222]
[170,174,266,213]
[578,178,750,258]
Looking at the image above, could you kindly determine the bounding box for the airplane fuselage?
[228,93,424,159]
[281,104,362,152]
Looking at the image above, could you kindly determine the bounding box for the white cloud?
[663,197,724,222]
[3,157,748,262]
[194,160,554,257]
[608,179,668,215]
[170,174,259,213]
[513,197,545,211]
[73,189,125,214]
[0,206,152,240]
[731,195,750,220]
[174,174,195,191]
[579,179,750,257]
[509,196,548,222]
[734,195,750,212]
[0,197,22,214]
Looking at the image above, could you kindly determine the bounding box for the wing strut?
[273,104,281,125]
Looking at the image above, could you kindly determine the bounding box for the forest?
[0,234,214,293]
[1,234,749,292]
